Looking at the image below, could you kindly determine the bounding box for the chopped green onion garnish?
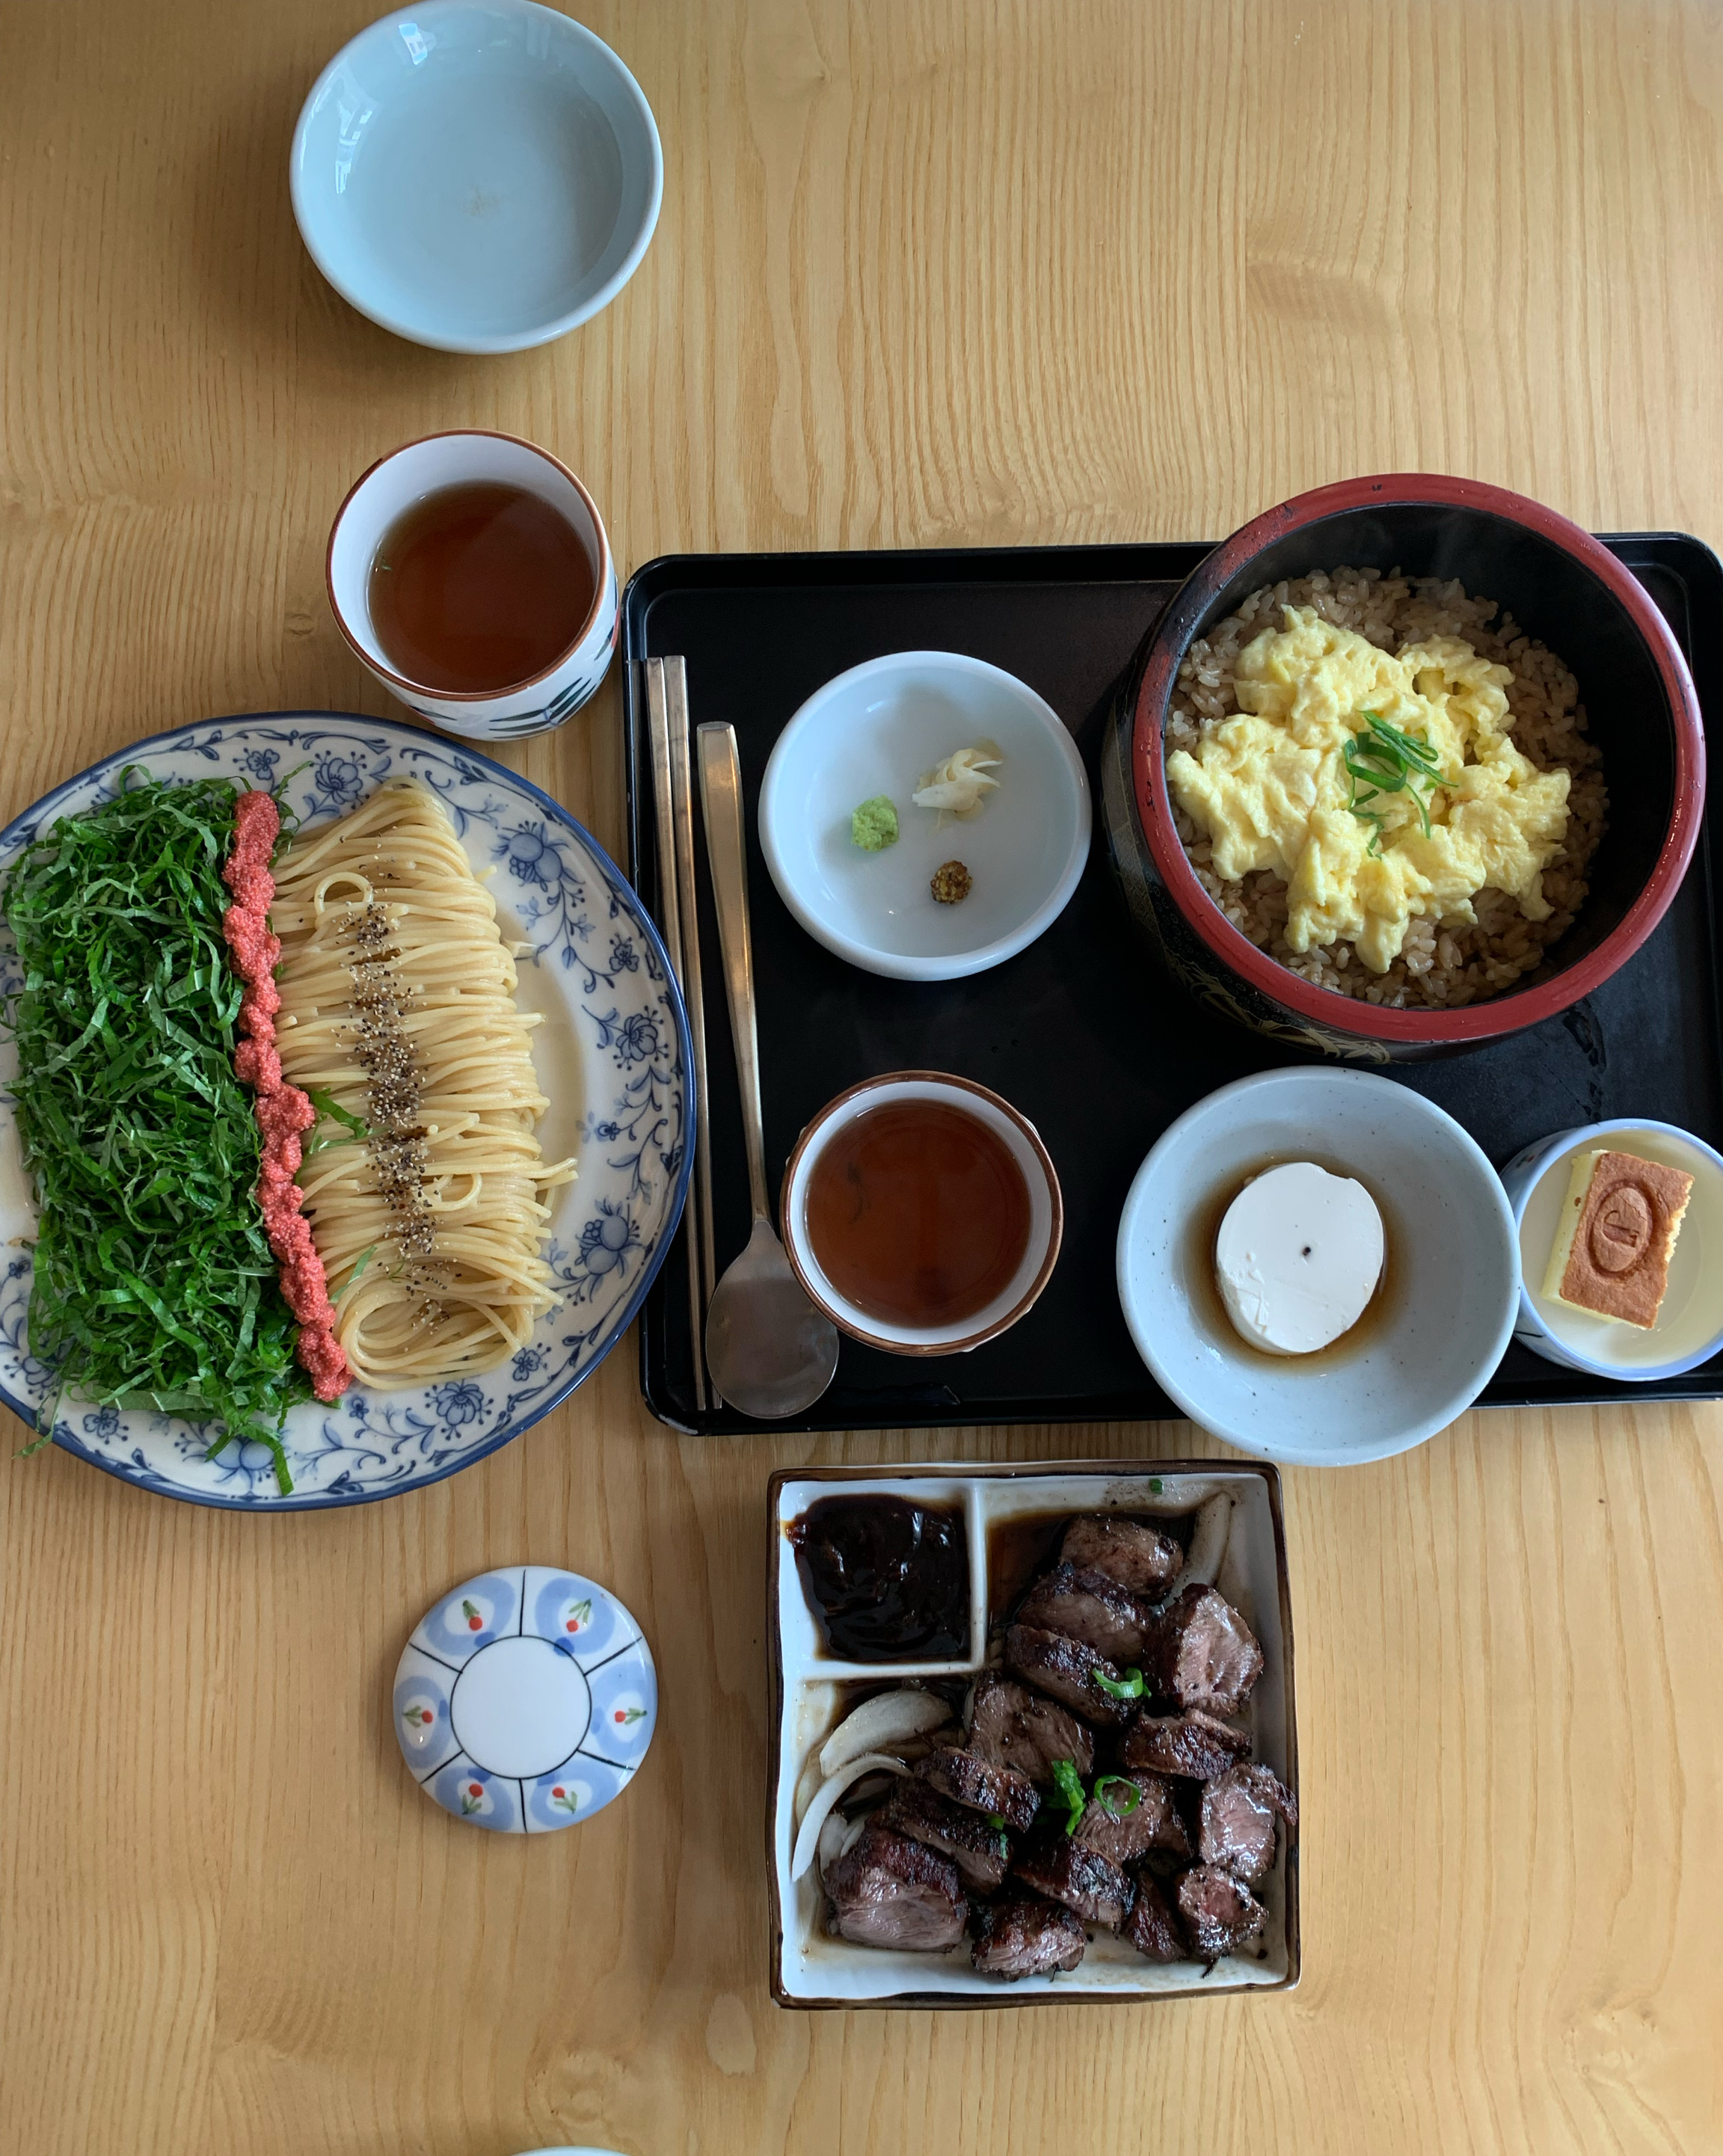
[1094,1775,1140,1820]
[1093,1665,1146,1701]
[1345,710,1455,853]
[1051,1757,1087,1836]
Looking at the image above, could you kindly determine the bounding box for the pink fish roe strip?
[221,790,351,1401]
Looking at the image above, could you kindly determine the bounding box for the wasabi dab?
[850,796,900,851]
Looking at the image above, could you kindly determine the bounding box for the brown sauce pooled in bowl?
[790,1495,968,1661]
[805,1099,1031,1328]
[369,479,595,694]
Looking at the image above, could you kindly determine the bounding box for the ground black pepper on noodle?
[344,897,440,1292]
[1168,568,1609,1010]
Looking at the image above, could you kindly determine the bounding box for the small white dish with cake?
[1501,1118,1723,1380]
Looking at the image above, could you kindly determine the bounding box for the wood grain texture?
[2,1,1722,2150]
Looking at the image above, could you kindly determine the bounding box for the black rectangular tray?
[623,536,1723,1434]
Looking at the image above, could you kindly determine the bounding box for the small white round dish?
[1499,1119,1723,1380]
[291,0,663,354]
[1117,1068,1519,1466]
[757,652,1091,981]
[395,1567,656,1833]
[780,1072,1063,1354]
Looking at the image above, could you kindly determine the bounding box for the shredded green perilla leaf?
[0,771,311,1490]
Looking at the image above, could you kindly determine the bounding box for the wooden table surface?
[4,1,1723,2151]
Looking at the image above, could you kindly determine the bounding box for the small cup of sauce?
[326,430,619,741]
[780,1071,1063,1353]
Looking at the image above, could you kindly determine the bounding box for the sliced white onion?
[817,1689,951,1778]
[1185,1493,1233,1588]
[791,1751,909,1882]
[793,1748,826,1826]
[817,1808,869,1879]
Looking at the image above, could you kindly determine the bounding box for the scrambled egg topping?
[1167,606,1572,973]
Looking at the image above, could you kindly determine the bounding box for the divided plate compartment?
[767,1461,1297,2009]
[624,536,1723,1435]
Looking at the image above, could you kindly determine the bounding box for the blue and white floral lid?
[394,1566,657,1832]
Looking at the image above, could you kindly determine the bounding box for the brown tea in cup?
[367,479,596,695]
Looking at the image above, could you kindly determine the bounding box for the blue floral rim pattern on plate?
[0,712,691,1509]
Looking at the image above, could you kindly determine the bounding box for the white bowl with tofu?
[1116,1067,1520,1465]
[1500,1119,1723,1380]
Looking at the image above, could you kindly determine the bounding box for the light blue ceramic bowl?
[291,0,663,353]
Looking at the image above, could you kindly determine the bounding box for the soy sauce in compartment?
[790,1495,969,1662]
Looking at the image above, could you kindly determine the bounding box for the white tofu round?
[1214,1162,1384,1356]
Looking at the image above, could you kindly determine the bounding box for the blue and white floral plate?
[394,1566,656,1832]
[0,713,690,1508]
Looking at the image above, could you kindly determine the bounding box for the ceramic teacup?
[780,1071,1063,1355]
[326,429,618,740]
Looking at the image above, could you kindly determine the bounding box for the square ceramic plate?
[767,1459,1297,2008]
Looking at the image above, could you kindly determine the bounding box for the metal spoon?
[695,722,839,1418]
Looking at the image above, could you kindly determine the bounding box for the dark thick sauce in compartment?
[790,1495,968,1661]
[804,1099,1031,1328]
[368,479,596,694]
[1184,1153,1396,1369]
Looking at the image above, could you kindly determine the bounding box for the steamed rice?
[1167,568,1609,1010]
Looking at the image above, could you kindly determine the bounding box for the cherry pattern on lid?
[396,1566,657,1833]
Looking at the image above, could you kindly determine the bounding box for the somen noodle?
[270,778,576,1386]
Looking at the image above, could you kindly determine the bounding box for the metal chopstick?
[643,657,708,1412]
[663,658,718,1369]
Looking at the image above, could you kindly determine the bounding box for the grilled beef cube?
[1120,1708,1252,1782]
[914,1742,1040,1833]
[1145,1584,1265,1713]
[824,1825,968,1952]
[1123,1870,1187,1963]
[968,1671,1095,1784]
[1004,1624,1133,1727]
[1059,1514,1183,1594]
[971,1888,1087,1980]
[1013,1825,1134,1932]
[1074,1772,1191,1867]
[1017,1561,1155,1665]
[1198,1763,1297,1887]
[1176,1864,1268,1959]
[880,1778,1013,1891]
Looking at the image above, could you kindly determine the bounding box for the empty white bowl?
[780,1072,1063,1354]
[291,0,663,354]
[1116,1068,1519,1466]
[1499,1119,1723,1380]
[756,652,1091,980]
